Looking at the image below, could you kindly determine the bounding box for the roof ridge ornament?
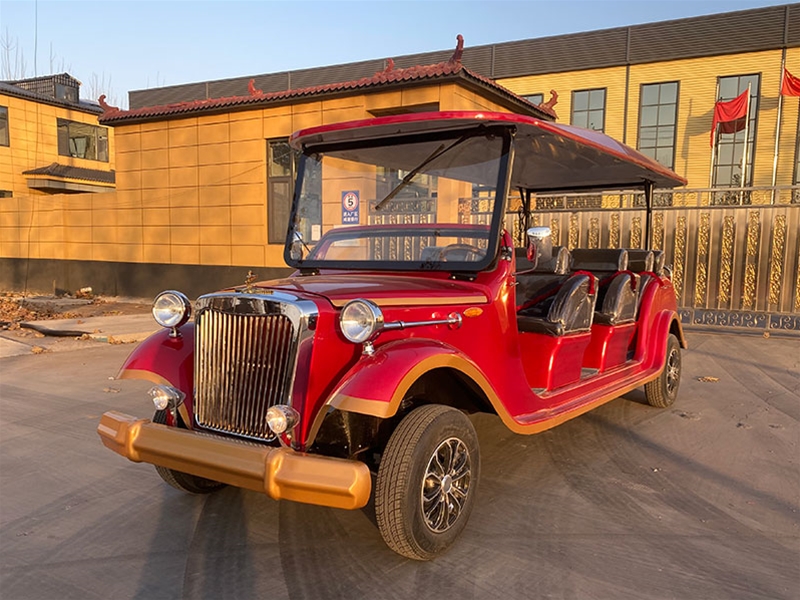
[449,34,464,65]
[540,90,559,118]
[375,58,395,77]
[98,94,118,113]
[248,79,264,97]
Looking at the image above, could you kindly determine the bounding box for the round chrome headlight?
[152,291,192,329]
[340,299,383,344]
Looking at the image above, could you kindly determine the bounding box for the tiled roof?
[0,81,102,115]
[100,56,554,125]
[23,162,116,184]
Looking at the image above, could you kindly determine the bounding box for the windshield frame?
[283,124,514,273]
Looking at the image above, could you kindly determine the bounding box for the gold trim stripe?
[718,216,735,305]
[609,213,620,249]
[768,214,786,306]
[694,212,710,307]
[742,210,760,311]
[673,216,686,300]
[329,295,488,308]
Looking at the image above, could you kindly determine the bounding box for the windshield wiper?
[374,133,473,211]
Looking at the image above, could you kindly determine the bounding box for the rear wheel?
[644,333,682,408]
[152,410,226,494]
[375,404,480,560]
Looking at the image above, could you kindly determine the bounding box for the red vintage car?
[98,111,687,560]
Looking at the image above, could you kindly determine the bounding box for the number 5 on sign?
[342,190,360,224]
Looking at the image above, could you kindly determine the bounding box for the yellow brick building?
[1,57,549,296]
[0,74,115,197]
[1,4,799,304]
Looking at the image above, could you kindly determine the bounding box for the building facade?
[0,74,115,197]
[0,4,798,331]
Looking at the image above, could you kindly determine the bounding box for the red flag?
[710,89,749,147]
[781,67,800,96]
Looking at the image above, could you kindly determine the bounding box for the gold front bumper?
[97,411,371,510]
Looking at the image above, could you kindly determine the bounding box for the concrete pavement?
[0,313,158,358]
[0,331,797,599]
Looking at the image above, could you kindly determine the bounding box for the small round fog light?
[266,405,300,435]
[149,384,185,411]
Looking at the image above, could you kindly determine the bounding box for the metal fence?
[512,186,800,334]
[364,187,799,333]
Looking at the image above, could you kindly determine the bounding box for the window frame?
[793,104,800,186]
[637,81,679,170]
[523,93,544,106]
[571,88,606,133]
[0,106,9,147]
[711,73,760,188]
[267,138,296,245]
[56,118,109,162]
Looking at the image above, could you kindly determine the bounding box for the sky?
[0,0,794,108]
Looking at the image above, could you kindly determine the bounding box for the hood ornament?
[244,270,258,293]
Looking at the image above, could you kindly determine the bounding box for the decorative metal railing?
[363,187,798,333]
[529,185,800,210]
[510,186,800,334]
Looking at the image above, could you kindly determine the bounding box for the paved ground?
[0,330,797,600]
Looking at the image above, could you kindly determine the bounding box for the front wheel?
[152,410,226,494]
[375,404,480,560]
[644,333,682,408]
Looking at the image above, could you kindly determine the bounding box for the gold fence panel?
[519,203,800,333]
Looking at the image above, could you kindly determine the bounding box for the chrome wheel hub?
[421,437,471,533]
[666,348,680,394]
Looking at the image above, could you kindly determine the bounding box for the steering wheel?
[438,244,484,262]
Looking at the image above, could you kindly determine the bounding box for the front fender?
[321,338,499,421]
[117,324,195,399]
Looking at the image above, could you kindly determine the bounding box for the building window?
[0,106,8,146]
[523,93,544,105]
[0,190,12,198]
[638,82,678,170]
[267,140,322,244]
[712,74,760,188]
[267,140,294,244]
[571,88,606,132]
[57,119,109,162]
[794,106,800,186]
[55,82,78,103]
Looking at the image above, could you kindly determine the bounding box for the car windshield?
[285,126,510,271]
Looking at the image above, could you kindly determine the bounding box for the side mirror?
[290,231,305,261]
[526,226,553,268]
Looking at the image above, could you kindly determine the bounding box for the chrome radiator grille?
[194,306,298,440]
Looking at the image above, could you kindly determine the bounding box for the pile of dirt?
[0,294,151,329]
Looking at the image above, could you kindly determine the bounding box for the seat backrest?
[515,246,570,274]
[571,248,628,273]
[598,272,637,324]
[626,249,654,273]
[420,246,442,261]
[652,250,665,275]
[514,246,571,307]
[547,273,596,333]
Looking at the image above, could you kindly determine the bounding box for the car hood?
[256,273,489,308]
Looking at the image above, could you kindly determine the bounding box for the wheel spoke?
[421,436,472,533]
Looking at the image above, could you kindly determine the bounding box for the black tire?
[152,410,226,494]
[644,333,682,408]
[375,404,480,560]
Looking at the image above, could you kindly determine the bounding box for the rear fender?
[317,339,497,424]
[117,324,195,422]
[642,310,683,371]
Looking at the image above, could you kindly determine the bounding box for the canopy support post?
[518,187,531,246]
[644,181,654,250]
